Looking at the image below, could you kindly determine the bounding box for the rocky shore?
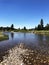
[0,43,49,65]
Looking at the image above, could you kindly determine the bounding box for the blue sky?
[0,0,49,29]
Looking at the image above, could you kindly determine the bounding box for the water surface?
[0,32,49,50]
[0,32,49,61]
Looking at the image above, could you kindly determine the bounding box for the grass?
[14,29,29,33]
[32,30,49,35]
[0,32,9,41]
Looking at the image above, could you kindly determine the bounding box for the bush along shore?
[0,43,49,65]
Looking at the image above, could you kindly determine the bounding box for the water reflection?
[11,33,14,40]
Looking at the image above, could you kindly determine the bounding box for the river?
[0,32,49,62]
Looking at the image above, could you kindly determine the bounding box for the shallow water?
[0,32,49,61]
[0,32,49,50]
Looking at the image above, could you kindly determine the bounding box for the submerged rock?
[0,43,49,65]
[0,43,27,65]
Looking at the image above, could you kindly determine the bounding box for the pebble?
[25,59,26,61]
[44,61,47,63]
[27,60,29,63]
[40,59,43,63]
[34,60,36,63]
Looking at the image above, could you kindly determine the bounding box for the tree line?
[0,24,14,31]
[0,19,49,31]
[35,19,49,30]
[0,24,27,31]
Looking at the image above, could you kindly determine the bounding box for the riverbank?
[12,30,49,35]
[0,43,49,65]
[32,30,49,35]
[0,32,9,41]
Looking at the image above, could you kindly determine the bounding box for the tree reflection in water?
[11,32,14,40]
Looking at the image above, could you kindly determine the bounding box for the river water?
[0,32,49,61]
